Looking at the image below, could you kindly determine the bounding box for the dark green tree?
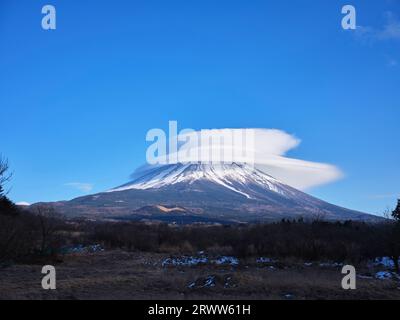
[387,199,400,274]
[392,199,400,221]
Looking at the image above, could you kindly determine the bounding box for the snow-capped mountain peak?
[40,162,378,223]
[108,162,293,199]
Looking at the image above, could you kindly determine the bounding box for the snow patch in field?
[162,256,208,267]
[375,271,395,280]
[188,275,216,289]
[162,255,239,267]
[214,256,239,266]
[374,257,398,269]
[108,163,292,199]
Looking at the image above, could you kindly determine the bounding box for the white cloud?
[16,201,30,206]
[380,12,400,40]
[254,155,343,190]
[142,128,343,191]
[65,182,93,193]
[356,11,400,42]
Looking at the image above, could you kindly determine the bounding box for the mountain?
[33,163,380,223]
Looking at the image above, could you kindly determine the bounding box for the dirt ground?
[1,250,399,300]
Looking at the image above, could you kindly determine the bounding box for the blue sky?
[1,0,399,215]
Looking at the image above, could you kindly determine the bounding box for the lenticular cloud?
[139,128,343,191]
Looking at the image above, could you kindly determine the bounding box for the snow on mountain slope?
[108,163,296,200]
[35,162,380,222]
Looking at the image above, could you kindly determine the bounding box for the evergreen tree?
[392,199,400,221]
[387,199,400,274]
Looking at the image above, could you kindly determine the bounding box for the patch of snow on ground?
[188,275,216,289]
[214,256,239,266]
[162,255,239,267]
[162,256,209,267]
[375,271,394,280]
[374,257,398,269]
[203,275,216,287]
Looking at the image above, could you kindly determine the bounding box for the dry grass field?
[1,250,399,300]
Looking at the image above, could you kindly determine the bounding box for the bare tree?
[383,206,394,220]
[311,210,327,223]
[0,155,16,217]
[0,155,12,197]
[35,206,60,255]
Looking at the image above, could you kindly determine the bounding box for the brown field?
[1,250,399,300]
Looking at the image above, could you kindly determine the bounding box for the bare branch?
[0,155,12,196]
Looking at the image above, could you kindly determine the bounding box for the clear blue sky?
[1,0,399,215]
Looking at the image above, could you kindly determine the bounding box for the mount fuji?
[35,163,379,223]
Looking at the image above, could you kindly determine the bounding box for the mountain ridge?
[30,162,381,223]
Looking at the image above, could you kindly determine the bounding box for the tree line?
[1,154,400,273]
